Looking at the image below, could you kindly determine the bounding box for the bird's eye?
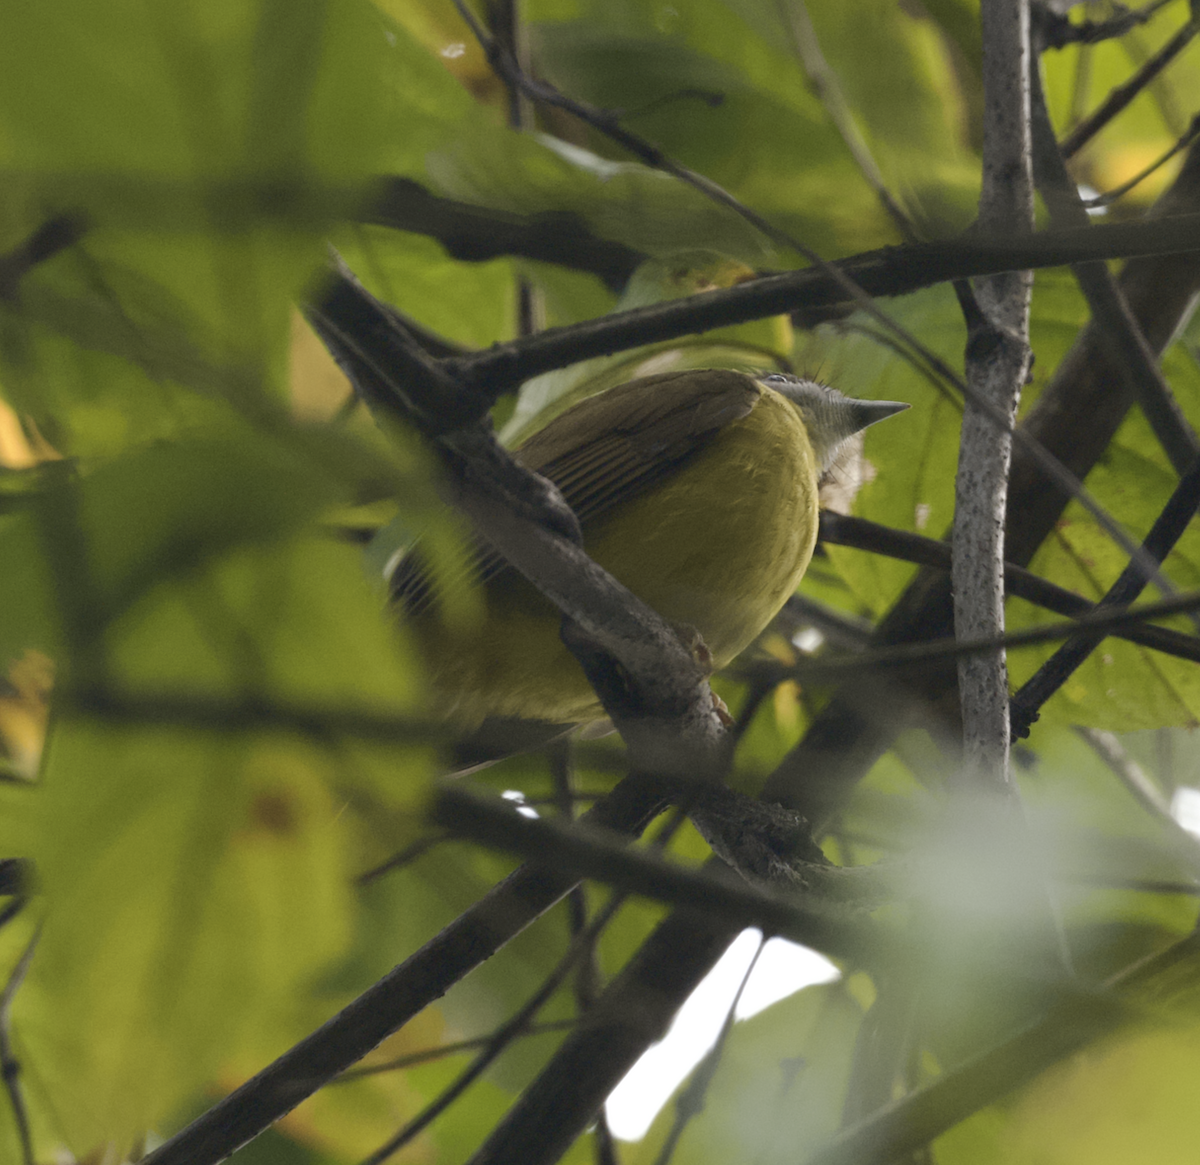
[761,373,792,385]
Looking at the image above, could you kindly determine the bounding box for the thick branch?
[439,427,727,760]
[432,784,888,956]
[446,214,1200,403]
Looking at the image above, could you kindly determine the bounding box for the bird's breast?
[583,385,820,668]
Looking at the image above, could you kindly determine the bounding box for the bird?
[391,368,908,724]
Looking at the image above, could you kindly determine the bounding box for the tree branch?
[431,784,889,955]
[1030,43,1199,476]
[804,927,1200,1165]
[1059,13,1199,159]
[951,0,1034,788]
[307,256,728,757]
[362,177,644,292]
[818,512,1200,663]
[778,0,917,241]
[1034,0,1176,50]
[1082,111,1200,209]
[770,589,1200,682]
[137,775,670,1165]
[441,213,1200,401]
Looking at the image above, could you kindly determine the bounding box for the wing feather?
[391,370,762,612]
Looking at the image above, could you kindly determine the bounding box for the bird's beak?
[851,399,910,431]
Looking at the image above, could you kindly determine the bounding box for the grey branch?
[952,0,1035,787]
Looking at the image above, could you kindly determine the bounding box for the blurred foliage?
[0,0,1198,1162]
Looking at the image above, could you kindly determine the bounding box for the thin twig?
[1035,0,1177,50]
[1060,15,1199,158]
[547,739,607,1038]
[356,834,450,886]
[1030,52,1200,478]
[0,928,40,1165]
[335,1019,579,1079]
[1121,21,1191,138]
[747,588,1200,684]
[449,0,852,262]
[1010,453,1200,739]
[1082,112,1200,207]
[1074,726,1200,880]
[817,511,1200,663]
[358,892,628,1165]
[486,0,545,341]
[651,936,765,1165]
[777,0,918,241]
[838,321,963,409]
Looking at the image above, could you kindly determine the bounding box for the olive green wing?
[392,369,761,613]
[517,369,761,523]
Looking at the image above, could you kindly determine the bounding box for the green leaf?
[1008,425,1200,731]
[427,125,776,263]
[106,533,426,711]
[0,722,357,1155]
[0,430,343,674]
[337,226,517,351]
[0,0,496,456]
[936,1016,1200,1165]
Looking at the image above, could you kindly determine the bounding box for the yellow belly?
[413,387,820,723]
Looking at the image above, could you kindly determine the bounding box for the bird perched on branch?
[392,369,907,724]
